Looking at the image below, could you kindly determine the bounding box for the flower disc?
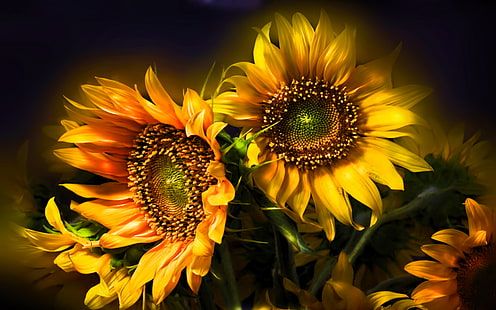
[262,77,359,170]
[457,244,496,310]
[128,124,216,241]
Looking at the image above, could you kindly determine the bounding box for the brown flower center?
[262,77,359,170]
[457,243,496,310]
[127,124,216,241]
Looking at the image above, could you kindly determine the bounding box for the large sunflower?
[54,68,235,308]
[405,198,496,310]
[215,12,431,239]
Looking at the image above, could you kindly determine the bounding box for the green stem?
[348,186,453,264]
[218,241,241,310]
[308,256,336,296]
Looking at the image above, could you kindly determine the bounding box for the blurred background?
[1,0,495,308]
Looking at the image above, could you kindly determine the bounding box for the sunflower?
[54,68,235,308]
[214,12,431,239]
[399,122,496,203]
[405,198,496,309]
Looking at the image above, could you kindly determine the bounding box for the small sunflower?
[54,68,235,308]
[215,12,431,239]
[405,198,496,309]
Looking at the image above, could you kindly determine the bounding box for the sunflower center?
[262,77,359,170]
[127,124,216,241]
[457,244,496,310]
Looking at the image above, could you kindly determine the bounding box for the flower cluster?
[9,11,496,310]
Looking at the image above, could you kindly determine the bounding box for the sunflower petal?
[61,182,132,200]
[310,168,362,229]
[364,137,432,172]
[360,85,431,109]
[333,162,382,224]
[421,244,463,268]
[364,105,427,131]
[322,26,356,85]
[405,260,456,281]
[70,200,139,229]
[411,280,457,304]
[310,10,333,76]
[346,44,401,100]
[431,229,469,252]
[144,67,185,125]
[355,145,404,190]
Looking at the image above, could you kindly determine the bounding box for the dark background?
[1,0,495,308]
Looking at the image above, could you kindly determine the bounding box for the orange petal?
[144,67,185,126]
[70,200,139,229]
[54,148,128,180]
[405,260,456,281]
[61,182,132,200]
[431,229,469,252]
[411,280,457,304]
[421,244,463,268]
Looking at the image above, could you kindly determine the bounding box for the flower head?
[215,12,431,239]
[405,198,496,309]
[55,68,235,308]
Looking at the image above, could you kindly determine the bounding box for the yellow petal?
[45,197,68,233]
[364,105,427,131]
[61,182,131,200]
[310,168,362,229]
[266,160,287,203]
[192,222,214,257]
[363,137,432,172]
[310,10,333,77]
[54,148,128,180]
[187,268,202,294]
[421,244,463,268]
[59,125,134,146]
[274,13,300,77]
[431,229,469,252]
[185,109,208,141]
[464,198,493,237]
[411,280,457,304]
[144,67,185,126]
[355,145,404,190]
[322,26,356,86]
[234,62,278,95]
[359,85,431,109]
[287,171,311,219]
[190,255,212,277]
[276,165,300,207]
[345,45,400,100]
[368,291,410,309]
[253,24,287,83]
[183,88,214,129]
[333,162,382,224]
[207,205,227,244]
[315,202,336,241]
[404,260,456,281]
[136,86,183,129]
[23,229,74,252]
[71,200,138,229]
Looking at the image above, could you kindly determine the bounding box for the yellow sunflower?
[215,12,431,239]
[405,198,496,309]
[54,68,235,308]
